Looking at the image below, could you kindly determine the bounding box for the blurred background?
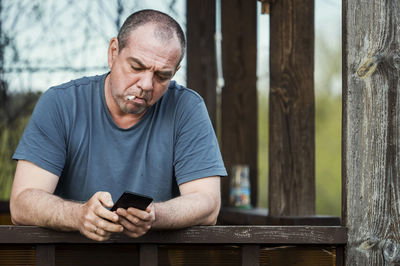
[0,0,341,217]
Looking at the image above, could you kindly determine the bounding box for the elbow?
[201,194,221,226]
[10,200,22,225]
[9,191,28,226]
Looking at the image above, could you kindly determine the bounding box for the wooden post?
[186,0,217,127]
[268,0,315,216]
[344,0,400,264]
[35,245,55,266]
[139,244,158,266]
[241,245,260,266]
[220,0,258,207]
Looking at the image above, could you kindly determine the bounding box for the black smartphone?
[110,191,153,211]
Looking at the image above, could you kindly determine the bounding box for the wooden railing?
[0,225,346,265]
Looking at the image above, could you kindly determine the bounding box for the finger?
[93,227,112,238]
[116,208,146,226]
[94,216,123,233]
[119,216,150,236]
[84,230,111,242]
[80,225,111,242]
[125,207,152,221]
[97,191,114,208]
[96,207,120,223]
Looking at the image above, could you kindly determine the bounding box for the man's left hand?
[116,203,155,238]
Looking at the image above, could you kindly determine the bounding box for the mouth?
[126,95,136,101]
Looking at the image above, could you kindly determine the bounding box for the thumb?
[97,191,114,208]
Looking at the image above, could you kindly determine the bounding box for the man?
[10,9,226,242]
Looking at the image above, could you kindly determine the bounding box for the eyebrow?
[128,57,174,77]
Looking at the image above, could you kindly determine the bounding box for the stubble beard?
[115,94,148,115]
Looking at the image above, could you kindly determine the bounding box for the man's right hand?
[77,191,123,241]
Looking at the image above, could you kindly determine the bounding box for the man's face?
[106,23,181,116]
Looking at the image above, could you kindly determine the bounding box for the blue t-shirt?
[13,73,227,203]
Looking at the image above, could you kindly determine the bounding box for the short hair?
[117,9,186,63]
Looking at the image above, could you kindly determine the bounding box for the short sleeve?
[13,88,67,176]
[173,93,227,185]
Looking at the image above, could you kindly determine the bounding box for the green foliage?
[0,91,40,200]
[257,91,269,209]
[257,31,342,216]
[257,93,342,216]
[315,94,341,216]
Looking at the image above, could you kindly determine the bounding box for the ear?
[107,37,119,69]
[174,64,181,75]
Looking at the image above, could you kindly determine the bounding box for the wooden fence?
[0,225,346,265]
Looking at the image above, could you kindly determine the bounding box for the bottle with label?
[229,164,251,209]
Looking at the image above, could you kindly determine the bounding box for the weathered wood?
[0,225,347,245]
[241,245,259,266]
[54,244,139,265]
[139,244,157,266]
[219,207,341,226]
[344,0,400,265]
[259,245,340,265]
[186,0,217,128]
[268,0,315,216]
[221,0,258,207]
[36,245,55,266]
[158,245,241,265]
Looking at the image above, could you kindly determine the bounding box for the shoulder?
[164,80,205,108]
[47,74,104,95]
[39,74,105,104]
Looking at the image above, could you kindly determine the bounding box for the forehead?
[121,24,181,68]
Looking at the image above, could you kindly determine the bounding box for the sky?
[1,0,341,94]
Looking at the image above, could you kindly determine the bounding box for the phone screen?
[110,191,153,211]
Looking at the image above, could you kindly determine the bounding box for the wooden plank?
[343,0,400,265]
[220,0,258,207]
[259,245,339,265]
[186,0,217,127]
[0,225,347,245]
[54,244,139,266]
[336,245,344,266]
[241,245,259,266]
[219,207,341,226]
[139,244,157,266]
[268,0,315,216]
[36,244,55,266]
[158,245,241,265]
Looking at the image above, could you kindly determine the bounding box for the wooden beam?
[186,0,217,127]
[344,0,400,264]
[0,225,347,245]
[268,0,315,216]
[220,0,258,207]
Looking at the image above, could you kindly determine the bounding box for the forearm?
[152,191,220,229]
[10,188,81,231]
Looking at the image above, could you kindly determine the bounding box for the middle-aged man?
[10,9,227,241]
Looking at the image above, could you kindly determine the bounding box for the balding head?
[117,9,186,63]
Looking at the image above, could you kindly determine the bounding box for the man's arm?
[116,176,221,237]
[153,176,221,228]
[10,160,123,241]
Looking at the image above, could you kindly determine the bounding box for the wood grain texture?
[219,207,341,225]
[221,0,258,207]
[186,0,217,127]
[140,244,157,266]
[35,245,55,266]
[268,0,315,216]
[0,225,347,245]
[241,245,259,266]
[344,0,400,265]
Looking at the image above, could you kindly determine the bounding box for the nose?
[137,71,154,92]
